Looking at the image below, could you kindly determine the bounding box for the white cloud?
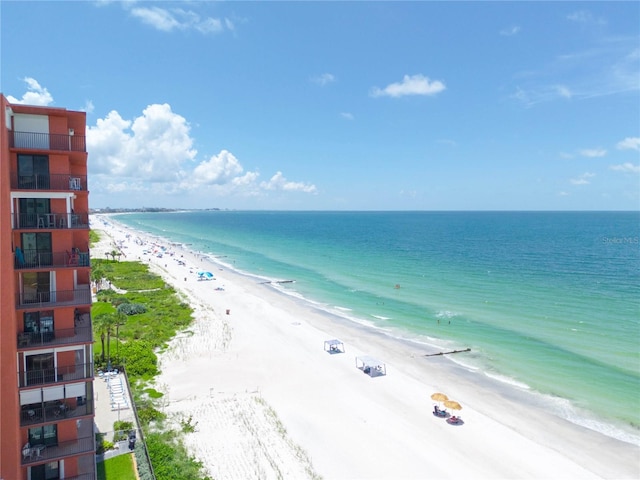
[555,85,573,98]
[86,103,317,200]
[616,137,640,151]
[311,73,335,86]
[610,162,640,174]
[570,172,595,185]
[87,103,197,181]
[260,172,317,193]
[129,6,227,34]
[579,148,607,158]
[6,77,53,106]
[190,150,246,186]
[370,74,446,98]
[340,112,354,120]
[83,100,95,114]
[500,26,521,36]
[509,33,638,107]
[567,10,606,26]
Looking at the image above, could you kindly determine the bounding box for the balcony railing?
[18,362,93,387]
[20,398,94,427]
[58,474,96,480]
[11,173,88,191]
[21,435,94,465]
[13,212,90,230]
[10,130,86,152]
[16,287,91,309]
[14,249,90,269]
[18,325,92,350]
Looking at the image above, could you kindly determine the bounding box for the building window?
[21,271,51,304]
[18,198,51,228]
[28,424,58,447]
[29,461,60,480]
[24,310,54,342]
[21,232,52,267]
[18,154,49,189]
[26,353,55,385]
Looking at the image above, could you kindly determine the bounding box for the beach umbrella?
[431,393,448,413]
[430,392,448,403]
[443,400,462,412]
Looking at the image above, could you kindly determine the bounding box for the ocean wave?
[483,371,531,390]
[371,314,391,320]
[333,306,353,312]
[435,310,459,319]
[537,394,640,446]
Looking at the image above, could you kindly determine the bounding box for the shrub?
[119,340,158,379]
[113,420,135,441]
[118,302,147,315]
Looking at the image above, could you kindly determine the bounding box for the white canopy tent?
[324,339,345,354]
[355,355,386,377]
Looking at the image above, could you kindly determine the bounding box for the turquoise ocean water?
[110,211,640,444]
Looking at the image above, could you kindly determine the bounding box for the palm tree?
[114,312,125,364]
[90,263,104,292]
[93,313,107,363]
[94,312,117,364]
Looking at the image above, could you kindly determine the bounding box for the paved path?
[94,371,137,459]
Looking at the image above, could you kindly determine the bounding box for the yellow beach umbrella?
[430,392,448,403]
[444,400,462,412]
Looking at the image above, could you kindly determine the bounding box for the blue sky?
[2,1,639,210]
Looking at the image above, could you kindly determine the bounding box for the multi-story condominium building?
[1,94,95,480]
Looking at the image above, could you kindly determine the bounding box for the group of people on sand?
[433,405,461,424]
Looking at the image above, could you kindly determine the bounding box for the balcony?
[16,287,91,309]
[13,212,89,230]
[11,173,88,191]
[54,474,95,480]
[21,435,94,465]
[20,398,94,427]
[56,474,96,480]
[18,361,93,387]
[10,130,86,152]
[18,325,92,350]
[14,249,90,270]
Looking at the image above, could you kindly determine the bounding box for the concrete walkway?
[94,371,137,460]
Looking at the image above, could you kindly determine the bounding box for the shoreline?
[92,214,639,479]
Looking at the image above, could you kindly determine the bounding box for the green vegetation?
[89,229,101,248]
[95,433,114,454]
[145,431,209,480]
[97,453,138,480]
[91,258,210,480]
[180,415,198,434]
[113,420,135,442]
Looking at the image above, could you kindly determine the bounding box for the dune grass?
[92,258,210,480]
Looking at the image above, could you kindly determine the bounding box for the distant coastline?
[90,207,224,214]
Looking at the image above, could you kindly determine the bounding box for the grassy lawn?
[97,453,137,480]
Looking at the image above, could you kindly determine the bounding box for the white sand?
[92,214,639,480]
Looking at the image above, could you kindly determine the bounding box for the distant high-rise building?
[1,94,96,480]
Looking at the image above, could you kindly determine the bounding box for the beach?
[92,214,639,480]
